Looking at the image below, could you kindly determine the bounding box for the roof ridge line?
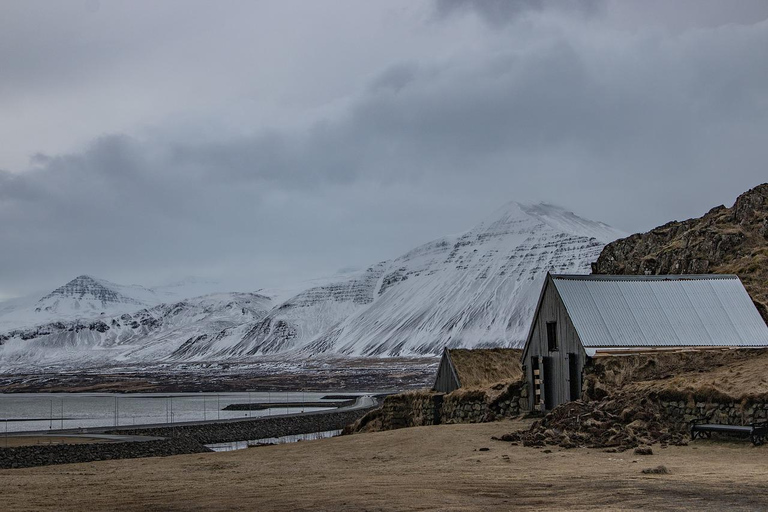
[552,274,739,281]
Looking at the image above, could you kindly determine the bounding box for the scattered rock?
[478,447,490,452]
[642,465,670,475]
[634,446,653,455]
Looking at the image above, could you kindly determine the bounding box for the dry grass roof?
[448,348,523,389]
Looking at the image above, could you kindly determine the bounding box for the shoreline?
[0,358,437,393]
[0,395,379,469]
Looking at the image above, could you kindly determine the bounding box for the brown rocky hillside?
[592,183,768,323]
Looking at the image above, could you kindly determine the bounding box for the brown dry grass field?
[2,419,768,511]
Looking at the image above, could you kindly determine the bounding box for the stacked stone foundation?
[351,381,527,432]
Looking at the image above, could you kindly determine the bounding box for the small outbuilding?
[522,273,768,412]
[433,348,522,393]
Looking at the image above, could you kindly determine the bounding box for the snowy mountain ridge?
[303,201,624,356]
[0,292,272,367]
[0,201,625,367]
[158,201,624,359]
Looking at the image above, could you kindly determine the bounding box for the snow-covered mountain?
[0,201,625,367]
[0,292,272,366]
[0,275,163,332]
[167,263,390,360]
[188,201,624,358]
[0,275,233,332]
[310,202,623,356]
[37,275,146,312]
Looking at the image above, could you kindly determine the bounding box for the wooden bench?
[690,419,768,446]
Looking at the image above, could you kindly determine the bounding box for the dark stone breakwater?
[0,438,209,469]
[222,399,355,411]
[106,405,375,445]
[0,400,377,469]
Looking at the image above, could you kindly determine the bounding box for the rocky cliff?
[592,183,768,322]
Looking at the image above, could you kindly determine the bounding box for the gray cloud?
[434,0,603,26]
[1,1,768,297]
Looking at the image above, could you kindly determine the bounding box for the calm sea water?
[206,429,344,452]
[0,392,355,433]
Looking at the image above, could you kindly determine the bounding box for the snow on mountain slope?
[168,201,625,359]
[0,201,625,366]
[0,275,161,331]
[37,275,146,312]
[0,293,272,367]
[0,275,235,332]
[168,263,389,360]
[309,202,625,356]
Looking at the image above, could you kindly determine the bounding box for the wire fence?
[0,391,339,434]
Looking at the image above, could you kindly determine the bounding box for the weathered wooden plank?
[523,275,586,411]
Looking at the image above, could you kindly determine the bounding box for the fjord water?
[0,392,348,433]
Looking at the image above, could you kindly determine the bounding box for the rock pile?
[497,395,687,450]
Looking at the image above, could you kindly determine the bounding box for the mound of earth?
[584,349,768,403]
[592,183,768,323]
[497,394,687,451]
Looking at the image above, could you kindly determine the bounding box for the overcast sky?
[1,0,768,299]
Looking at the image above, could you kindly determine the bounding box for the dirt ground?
[2,419,768,511]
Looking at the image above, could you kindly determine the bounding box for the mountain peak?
[70,274,100,285]
[475,200,625,244]
[38,275,141,306]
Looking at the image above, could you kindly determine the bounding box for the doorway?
[542,356,554,411]
[568,353,581,401]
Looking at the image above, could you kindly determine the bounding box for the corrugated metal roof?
[551,274,768,348]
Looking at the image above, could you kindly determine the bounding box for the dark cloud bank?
[1,0,768,297]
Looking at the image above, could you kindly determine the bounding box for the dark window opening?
[568,353,580,401]
[543,356,554,411]
[546,321,558,352]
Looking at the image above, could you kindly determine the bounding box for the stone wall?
[349,381,527,432]
[108,403,376,444]
[0,438,209,470]
[658,398,768,428]
[583,353,768,431]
